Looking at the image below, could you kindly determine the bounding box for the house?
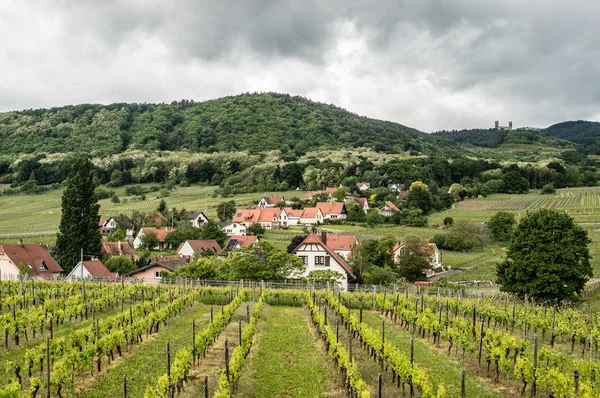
[299,207,324,225]
[66,260,117,281]
[125,256,189,282]
[177,240,221,258]
[322,233,358,260]
[291,234,356,291]
[100,216,135,237]
[186,211,209,228]
[388,183,404,193]
[379,201,401,217]
[304,191,329,201]
[257,208,282,229]
[0,242,63,280]
[221,222,247,236]
[357,182,371,191]
[101,241,135,259]
[347,197,369,213]
[232,209,261,227]
[132,227,174,250]
[325,187,339,196]
[392,242,442,276]
[280,208,303,227]
[316,202,347,220]
[225,235,260,251]
[257,196,284,208]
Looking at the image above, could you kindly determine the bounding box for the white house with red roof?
[379,201,401,217]
[177,240,222,258]
[357,182,371,191]
[257,195,284,208]
[316,202,347,220]
[299,207,324,225]
[291,234,356,291]
[66,260,117,281]
[346,197,369,213]
[322,233,358,259]
[225,235,260,251]
[221,222,247,236]
[0,242,63,280]
[133,227,175,250]
[279,208,303,227]
[392,242,442,275]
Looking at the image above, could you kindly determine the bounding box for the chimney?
[18,238,23,247]
[494,121,499,129]
[508,121,513,130]
[321,231,327,245]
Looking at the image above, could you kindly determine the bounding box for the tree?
[497,209,592,302]
[287,234,308,253]
[306,270,345,285]
[169,257,220,279]
[247,223,265,236]
[199,220,228,247]
[541,184,556,194]
[157,200,168,215]
[443,217,454,227]
[140,232,160,251]
[488,211,516,241]
[111,195,120,204]
[216,200,236,221]
[55,158,102,273]
[165,224,202,250]
[223,242,305,281]
[502,171,529,194]
[346,201,366,222]
[366,209,384,227]
[406,184,434,215]
[104,257,135,276]
[394,243,433,282]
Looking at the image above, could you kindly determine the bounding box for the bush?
[94,187,115,200]
[111,195,121,204]
[443,217,454,227]
[541,183,556,194]
[432,232,477,251]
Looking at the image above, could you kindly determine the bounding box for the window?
[331,215,337,219]
[300,256,308,265]
[316,256,325,265]
[155,271,161,278]
[325,256,330,266]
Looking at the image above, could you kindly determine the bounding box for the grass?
[362,311,505,398]
[234,305,343,398]
[79,303,211,398]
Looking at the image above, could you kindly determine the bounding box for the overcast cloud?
[1,0,599,131]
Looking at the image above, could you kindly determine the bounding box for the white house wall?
[0,258,20,280]
[294,243,349,290]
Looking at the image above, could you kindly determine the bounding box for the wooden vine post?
[410,337,414,366]
[192,320,196,364]
[123,375,128,398]
[225,338,230,382]
[204,375,209,398]
[239,320,243,346]
[46,337,50,398]
[167,341,171,388]
[378,373,383,398]
[461,370,466,398]
[532,334,538,397]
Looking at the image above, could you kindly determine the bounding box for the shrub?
[541,183,556,194]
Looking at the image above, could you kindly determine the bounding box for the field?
[2,185,600,279]
[1,282,597,398]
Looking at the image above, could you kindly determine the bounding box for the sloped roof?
[380,201,401,213]
[293,235,356,279]
[262,196,283,204]
[283,208,303,218]
[325,187,338,194]
[316,202,346,215]
[232,209,260,223]
[357,182,371,189]
[350,197,368,208]
[107,215,134,229]
[177,240,221,254]
[225,235,259,251]
[304,191,328,200]
[300,207,321,218]
[257,208,281,222]
[125,256,189,276]
[392,242,437,255]
[398,191,409,199]
[139,227,174,242]
[82,260,117,278]
[0,244,63,274]
[186,211,208,221]
[101,241,134,257]
[324,234,358,252]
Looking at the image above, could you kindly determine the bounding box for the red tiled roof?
[398,191,409,199]
[351,197,368,208]
[0,244,63,274]
[225,235,259,250]
[381,201,401,213]
[283,208,304,218]
[101,241,134,257]
[357,182,371,189]
[257,208,281,222]
[82,260,117,278]
[316,202,345,215]
[295,235,355,279]
[324,234,358,251]
[304,191,328,200]
[300,207,320,218]
[392,242,437,254]
[177,240,221,254]
[262,196,283,204]
[140,227,174,242]
[232,209,260,223]
[325,187,338,194]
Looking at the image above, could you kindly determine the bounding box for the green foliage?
[104,256,135,275]
[497,209,592,301]
[350,236,395,283]
[111,194,120,204]
[306,269,345,284]
[362,266,397,285]
[401,208,428,227]
[216,200,236,221]
[366,209,384,227]
[432,128,507,148]
[198,220,228,247]
[541,183,556,194]
[140,231,160,251]
[169,257,220,279]
[94,187,114,200]
[157,200,167,215]
[394,243,433,282]
[223,242,305,281]
[287,234,308,253]
[406,186,434,215]
[502,171,529,194]
[247,223,266,236]
[55,158,102,273]
[345,200,366,222]
[164,224,202,250]
[105,228,127,242]
[443,217,454,226]
[488,211,516,241]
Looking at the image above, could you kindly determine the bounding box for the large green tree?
[55,158,102,273]
[216,200,236,221]
[488,211,516,241]
[496,209,592,302]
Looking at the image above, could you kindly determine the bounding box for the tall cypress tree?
[55,158,102,273]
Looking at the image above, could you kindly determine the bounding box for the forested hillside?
[0,92,429,157]
[432,129,508,148]
[543,120,600,145]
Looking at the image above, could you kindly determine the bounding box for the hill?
[543,120,600,145]
[0,92,432,157]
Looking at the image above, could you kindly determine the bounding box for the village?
[0,182,443,291]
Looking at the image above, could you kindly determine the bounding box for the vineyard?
[0,281,598,397]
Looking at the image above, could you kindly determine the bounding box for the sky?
[1,0,599,132]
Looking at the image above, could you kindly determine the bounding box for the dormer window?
[38,262,46,271]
